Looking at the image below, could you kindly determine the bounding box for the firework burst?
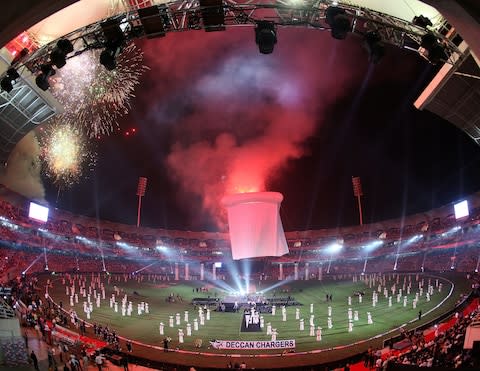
[39,120,96,188]
[51,42,148,137]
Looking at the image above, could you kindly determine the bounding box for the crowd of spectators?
[1,189,480,285]
[385,308,480,369]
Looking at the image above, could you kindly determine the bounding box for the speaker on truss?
[138,5,167,38]
[199,0,225,32]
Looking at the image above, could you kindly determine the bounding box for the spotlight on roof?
[255,21,277,54]
[413,15,433,29]
[49,38,74,68]
[0,68,20,93]
[363,31,385,64]
[100,19,125,70]
[100,48,121,71]
[35,64,56,91]
[325,6,351,40]
[420,33,447,65]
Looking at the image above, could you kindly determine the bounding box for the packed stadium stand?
[1,187,479,283]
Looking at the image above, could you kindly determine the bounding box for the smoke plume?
[139,28,364,228]
[0,131,45,201]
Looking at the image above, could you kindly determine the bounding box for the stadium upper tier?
[0,186,480,267]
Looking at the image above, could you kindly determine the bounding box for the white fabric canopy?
[222,192,289,260]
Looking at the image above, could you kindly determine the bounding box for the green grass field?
[43,272,469,356]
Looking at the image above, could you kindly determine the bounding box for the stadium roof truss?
[9,0,465,75]
[0,0,470,166]
[0,52,62,165]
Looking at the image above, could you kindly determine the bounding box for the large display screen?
[454,200,469,220]
[29,202,49,222]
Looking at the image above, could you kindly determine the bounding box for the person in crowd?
[121,355,129,371]
[30,350,39,371]
[69,354,81,371]
[95,352,105,371]
[126,340,132,352]
[82,353,89,370]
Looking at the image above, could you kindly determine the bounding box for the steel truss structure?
[0,78,60,164]
[7,0,466,76]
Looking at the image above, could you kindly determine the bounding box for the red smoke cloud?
[138,28,366,228]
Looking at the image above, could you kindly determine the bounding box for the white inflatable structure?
[222,192,289,260]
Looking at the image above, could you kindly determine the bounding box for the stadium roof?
[0,1,479,231]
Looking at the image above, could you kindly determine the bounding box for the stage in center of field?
[241,307,262,332]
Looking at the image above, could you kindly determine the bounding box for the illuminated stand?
[222,192,289,260]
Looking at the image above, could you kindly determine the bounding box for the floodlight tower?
[352,176,364,226]
[136,177,147,227]
[43,247,48,271]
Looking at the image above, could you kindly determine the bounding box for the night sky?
[44,27,480,232]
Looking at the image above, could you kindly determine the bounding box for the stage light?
[255,21,277,54]
[35,64,56,91]
[100,47,121,71]
[50,39,74,68]
[420,33,447,65]
[11,47,29,65]
[0,68,20,93]
[0,77,13,92]
[363,31,384,64]
[100,19,125,70]
[413,15,433,29]
[6,68,20,80]
[325,6,351,40]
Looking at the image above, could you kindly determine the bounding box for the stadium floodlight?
[454,200,469,220]
[326,242,343,254]
[222,192,289,260]
[363,240,383,252]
